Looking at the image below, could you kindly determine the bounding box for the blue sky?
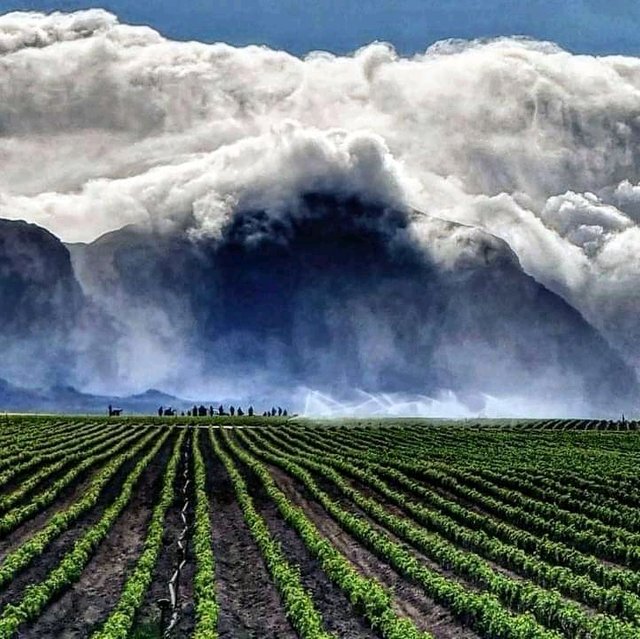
[1,0,639,56]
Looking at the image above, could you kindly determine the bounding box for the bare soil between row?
[0,434,175,638]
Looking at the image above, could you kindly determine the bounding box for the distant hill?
[0,378,210,415]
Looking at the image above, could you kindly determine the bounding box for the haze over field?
[1,9,640,415]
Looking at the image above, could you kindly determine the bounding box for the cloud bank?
[2,10,640,411]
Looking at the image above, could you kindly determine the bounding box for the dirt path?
[14,437,174,639]
[204,433,297,639]
[264,464,481,639]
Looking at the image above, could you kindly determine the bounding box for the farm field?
[0,417,638,638]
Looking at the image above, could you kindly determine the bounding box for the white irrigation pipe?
[161,434,192,637]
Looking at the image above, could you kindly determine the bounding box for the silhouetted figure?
[271,407,277,417]
[209,405,214,417]
[181,411,185,417]
[158,406,163,417]
[192,405,198,417]
[277,407,282,416]
[283,409,288,417]
[237,407,244,416]
[218,404,225,416]
[248,406,254,416]
[229,406,235,416]
[108,405,122,417]
[187,410,191,417]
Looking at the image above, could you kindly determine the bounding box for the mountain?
[66,194,639,416]
[0,219,84,388]
[0,195,636,416]
[0,219,116,391]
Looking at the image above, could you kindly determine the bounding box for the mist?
[1,9,639,415]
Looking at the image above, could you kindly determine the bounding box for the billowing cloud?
[0,9,117,54]
[0,124,412,242]
[3,10,640,392]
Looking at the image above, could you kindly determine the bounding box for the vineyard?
[0,417,638,638]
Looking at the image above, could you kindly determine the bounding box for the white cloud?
[0,124,412,242]
[0,9,116,54]
[3,9,640,370]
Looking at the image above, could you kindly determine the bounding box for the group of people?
[157,405,288,417]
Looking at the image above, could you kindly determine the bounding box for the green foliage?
[245,428,640,636]
[0,428,164,589]
[0,427,154,536]
[232,430,560,639]
[1,416,639,639]
[192,429,218,639]
[217,429,432,639]
[210,429,338,639]
[90,429,185,639]
[0,428,174,636]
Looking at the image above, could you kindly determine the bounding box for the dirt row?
[132,438,196,638]
[0,425,509,639]
[0,434,175,638]
[214,432,481,639]
[201,430,297,639]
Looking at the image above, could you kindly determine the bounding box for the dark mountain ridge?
[65,194,639,416]
[0,219,84,388]
[0,191,636,415]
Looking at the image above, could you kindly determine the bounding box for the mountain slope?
[68,195,639,415]
[0,219,86,387]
